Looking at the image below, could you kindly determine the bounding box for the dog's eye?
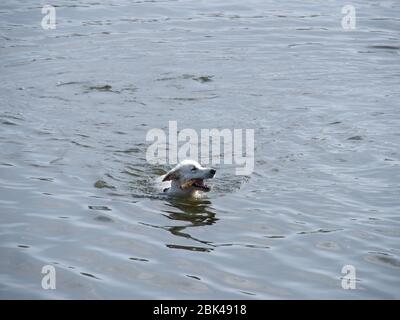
[191,167,197,171]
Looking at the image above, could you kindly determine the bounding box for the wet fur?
[162,160,216,197]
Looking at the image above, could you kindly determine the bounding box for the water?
[1,0,400,299]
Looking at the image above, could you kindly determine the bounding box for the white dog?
[162,160,216,197]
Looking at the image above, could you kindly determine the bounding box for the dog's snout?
[210,169,216,176]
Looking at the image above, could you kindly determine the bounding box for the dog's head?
[162,159,216,193]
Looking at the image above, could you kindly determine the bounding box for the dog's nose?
[210,169,216,176]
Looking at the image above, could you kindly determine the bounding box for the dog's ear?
[162,168,180,182]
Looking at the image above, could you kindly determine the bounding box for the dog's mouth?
[181,179,211,192]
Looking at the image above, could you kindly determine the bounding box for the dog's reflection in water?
[158,198,218,252]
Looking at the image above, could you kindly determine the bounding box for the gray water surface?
[1,0,400,299]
